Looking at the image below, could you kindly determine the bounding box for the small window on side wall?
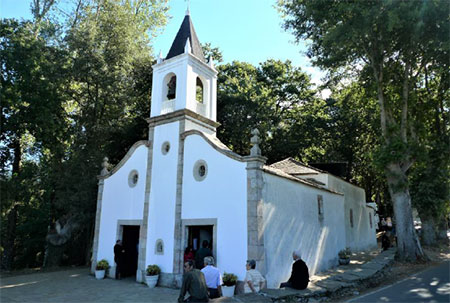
[317,195,324,221]
[350,209,354,228]
[369,212,373,228]
[167,75,176,100]
[196,77,203,103]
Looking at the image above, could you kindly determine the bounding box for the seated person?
[244,259,266,293]
[178,260,209,302]
[201,256,222,299]
[279,250,309,290]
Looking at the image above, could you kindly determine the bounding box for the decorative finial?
[208,56,215,68]
[250,128,261,156]
[184,38,191,54]
[100,157,109,176]
[157,50,163,64]
[185,0,190,15]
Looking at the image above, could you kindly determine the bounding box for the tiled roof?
[269,157,323,175]
[166,14,206,62]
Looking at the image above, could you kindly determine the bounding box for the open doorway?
[121,225,140,278]
[188,225,213,252]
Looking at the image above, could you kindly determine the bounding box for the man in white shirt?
[201,256,222,299]
[244,259,266,293]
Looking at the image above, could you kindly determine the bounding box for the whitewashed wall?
[182,134,247,280]
[146,122,180,272]
[262,173,346,288]
[327,175,377,251]
[97,145,148,266]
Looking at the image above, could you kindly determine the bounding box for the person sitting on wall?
[184,246,195,262]
[178,260,209,302]
[279,250,309,290]
[195,240,212,269]
[201,256,222,299]
[113,240,125,280]
[244,259,266,293]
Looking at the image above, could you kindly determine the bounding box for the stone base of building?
[108,266,116,279]
[158,272,183,288]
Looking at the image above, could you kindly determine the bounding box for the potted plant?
[338,247,351,265]
[95,259,109,279]
[145,265,161,288]
[222,272,238,297]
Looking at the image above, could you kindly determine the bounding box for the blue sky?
[1,0,325,85]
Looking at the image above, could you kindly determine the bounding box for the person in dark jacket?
[279,250,309,290]
[114,240,125,279]
[195,240,212,269]
[381,232,391,251]
[178,260,209,302]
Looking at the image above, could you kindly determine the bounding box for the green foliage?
[96,259,109,270]
[201,42,223,63]
[222,272,238,286]
[146,264,161,276]
[338,247,351,259]
[1,0,168,270]
[217,59,317,163]
[279,0,449,260]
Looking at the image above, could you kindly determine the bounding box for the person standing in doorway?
[195,240,212,269]
[114,240,125,279]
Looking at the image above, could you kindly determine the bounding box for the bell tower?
[150,11,218,129]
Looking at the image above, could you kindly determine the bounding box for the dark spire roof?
[166,13,206,62]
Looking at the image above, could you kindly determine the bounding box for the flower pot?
[145,274,159,288]
[95,269,106,279]
[222,285,235,297]
[339,258,350,265]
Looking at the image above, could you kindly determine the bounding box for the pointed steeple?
[165,13,206,62]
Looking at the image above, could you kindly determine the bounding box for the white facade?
[96,142,147,273]
[182,134,247,279]
[91,12,377,290]
[262,172,346,288]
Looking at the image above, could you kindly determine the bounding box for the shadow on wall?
[263,203,331,288]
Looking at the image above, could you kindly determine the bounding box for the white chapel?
[91,12,377,289]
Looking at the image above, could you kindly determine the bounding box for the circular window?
[128,170,139,187]
[193,160,208,181]
[161,141,170,155]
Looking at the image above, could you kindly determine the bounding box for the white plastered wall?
[327,175,377,251]
[182,134,247,280]
[262,173,346,288]
[97,145,148,266]
[145,122,180,272]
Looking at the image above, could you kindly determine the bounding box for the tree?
[0,17,67,269]
[1,0,169,269]
[217,59,317,162]
[279,0,449,261]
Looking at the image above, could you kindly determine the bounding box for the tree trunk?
[386,165,426,262]
[436,216,449,245]
[1,205,18,270]
[421,217,437,247]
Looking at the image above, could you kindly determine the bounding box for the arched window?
[196,77,204,103]
[167,75,176,100]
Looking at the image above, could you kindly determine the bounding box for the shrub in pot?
[95,259,109,279]
[222,272,238,297]
[145,265,161,288]
[338,247,351,265]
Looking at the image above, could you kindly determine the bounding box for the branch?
[400,60,411,144]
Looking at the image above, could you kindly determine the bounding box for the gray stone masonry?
[216,248,396,302]
[245,128,268,275]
